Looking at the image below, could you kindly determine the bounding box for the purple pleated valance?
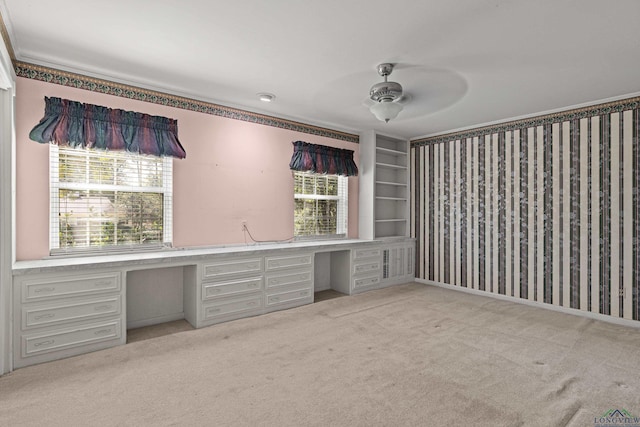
[289,141,358,176]
[29,97,186,158]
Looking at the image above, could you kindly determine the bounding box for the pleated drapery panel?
[289,140,358,176]
[29,97,186,159]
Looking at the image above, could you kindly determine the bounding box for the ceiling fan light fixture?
[370,100,403,123]
[368,63,404,122]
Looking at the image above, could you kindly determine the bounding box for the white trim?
[415,279,640,330]
[0,83,15,375]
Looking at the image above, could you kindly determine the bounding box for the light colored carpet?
[1,283,639,426]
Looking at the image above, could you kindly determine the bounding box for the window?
[50,145,173,254]
[293,171,347,237]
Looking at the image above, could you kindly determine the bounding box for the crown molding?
[0,5,15,62]
[14,61,359,143]
[411,95,640,147]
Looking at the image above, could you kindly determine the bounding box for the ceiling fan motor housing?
[369,81,403,103]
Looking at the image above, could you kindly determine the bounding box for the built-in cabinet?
[11,239,414,370]
[381,242,415,287]
[359,131,410,240]
[13,270,125,369]
[196,256,264,327]
[350,246,383,293]
[264,253,314,312]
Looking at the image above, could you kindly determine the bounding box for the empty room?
[0,1,639,426]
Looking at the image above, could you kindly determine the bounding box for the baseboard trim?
[127,312,185,330]
[415,279,640,330]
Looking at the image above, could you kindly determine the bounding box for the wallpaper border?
[14,61,359,144]
[411,95,640,146]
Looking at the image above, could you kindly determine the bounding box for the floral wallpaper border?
[14,61,359,144]
[412,95,640,147]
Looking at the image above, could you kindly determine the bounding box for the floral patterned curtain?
[29,97,186,158]
[289,140,358,176]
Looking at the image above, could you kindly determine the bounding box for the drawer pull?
[94,305,113,312]
[34,287,56,293]
[248,283,258,287]
[247,301,257,306]
[94,280,112,287]
[245,263,258,269]
[34,313,55,320]
[300,291,308,296]
[209,308,221,313]
[270,296,280,302]
[34,340,54,347]
[272,279,280,285]
[94,329,112,336]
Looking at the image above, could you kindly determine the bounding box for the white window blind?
[50,145,173,255]
[293,172,347,237]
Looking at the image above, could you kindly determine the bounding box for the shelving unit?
[359,131,410,239]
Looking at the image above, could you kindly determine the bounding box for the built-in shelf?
[376,196,407,201]
[376,162,406,170]
[376,181,407,187]
[376,147,406,156]
[359,131,410,239]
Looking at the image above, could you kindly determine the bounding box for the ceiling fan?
[368,63,406,122]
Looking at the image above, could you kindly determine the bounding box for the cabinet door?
[406,245,415,277]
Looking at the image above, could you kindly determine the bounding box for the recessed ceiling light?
[258,93,275,102]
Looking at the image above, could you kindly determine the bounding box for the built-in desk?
[11,238,414,369]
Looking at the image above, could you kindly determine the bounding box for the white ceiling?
[2,0,640,140]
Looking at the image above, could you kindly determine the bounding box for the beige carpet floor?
[1,283,639,426]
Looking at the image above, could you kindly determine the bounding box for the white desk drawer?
[265,288,312,308]
[22,319,121,357]
[264,254,312,272]
[202,277,263,301]
[202,258,263,279]
[353,260,381,275]
[265,271,312,290]
[22,272,121,303]
[202,295,263,321]
[353,248,382,260]
[23,295,121,330]
[353,274,381,291]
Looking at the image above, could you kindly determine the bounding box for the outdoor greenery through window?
[50,145,172,254]
[293,171,347,237]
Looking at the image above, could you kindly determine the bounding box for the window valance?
[29,97,186,159]
[289,141,358,177]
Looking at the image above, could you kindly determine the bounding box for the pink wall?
[15,77,359,260]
